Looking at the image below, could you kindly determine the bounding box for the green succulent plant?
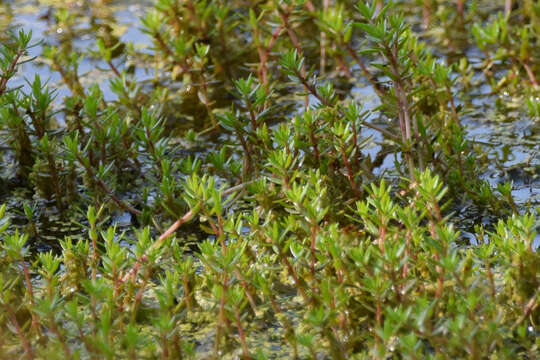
[0,0,539,359]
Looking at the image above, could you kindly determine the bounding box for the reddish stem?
[233,307,250,359]
[0,48,23,96]
[5,303,34,359]
[340,142,361,198]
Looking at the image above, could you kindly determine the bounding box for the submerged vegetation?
[0,0,538,358]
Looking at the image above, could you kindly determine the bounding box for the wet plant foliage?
[0,0,539,358]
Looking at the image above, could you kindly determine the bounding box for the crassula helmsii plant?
[0,0,539,359]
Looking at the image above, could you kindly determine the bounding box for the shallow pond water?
[1,1,539,358]
[1,0,539,249]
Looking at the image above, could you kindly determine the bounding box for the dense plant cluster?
[0,0,538,358]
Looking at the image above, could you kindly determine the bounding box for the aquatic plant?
[0,0,538,358]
